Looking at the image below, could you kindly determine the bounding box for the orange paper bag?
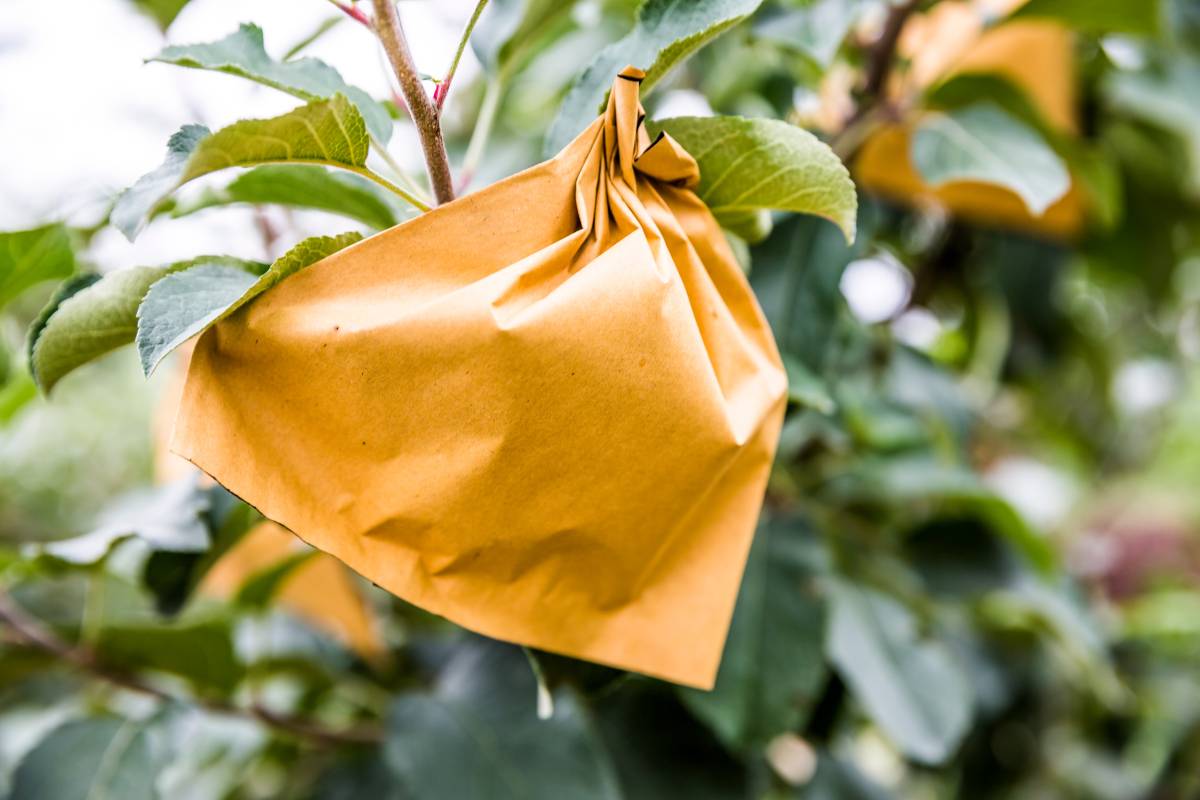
[173,68,787,688]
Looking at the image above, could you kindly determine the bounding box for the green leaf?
[113,96,372,241]
[0,224,76,310]
[150,23,393,143]
[171,165,402,230]
[43,474,212,564]
[96,619,242,694]
[0,370,36,423]
[384,640,621,800]
[28,256,261,393]
[136,232,362,375]
[798,752,892,800]
[783,354,835,413]
[472,0,572,74]
[143,487,261,617]
[753,0,872,67]
[911,104,1070,216]
[545,0,765,155]
[8,714,178,800]
[110,124,209,241]
[1106,58,1200,197]
[1009,0,1162,35]
[652,116,857,242]
[595,684,750,800]
[127,0,192,31]
[825,582,972,765]
[233,550,317,609]
[680,514,828,750]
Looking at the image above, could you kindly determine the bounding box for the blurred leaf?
[233,550,316,609]
[384,639,621,800]
[143,488,261,616]
[1010,0,1163,35]
[596,684,750,800]
[826,582,972,765]
[96,619,242,694]
[127,0,191,31]
[283,15,343,61]
[42,474,211,564]
[136,232,361,375]
[0,225,75,310]
[797,751,891,800]
[653,116,857,242]
[171,165,402,230]
[150,24,393,143]
[1106,58,1200,197]
[0,371,36,423]
[928,72,1124,228]
[911,104,1070,216]
[8,714,178,800]
[784,355,835,413]
[904,518,1022,599]
[312,749,405,800]
[681,514,828,750]
[472,0,573,75]
[113,97,371,241]
[754,0,873,67]
[749,213,870,373]
[546,0,765,154]
[28,257,262,393]
[831,455,1055,570]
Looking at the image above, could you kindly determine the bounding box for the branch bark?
[372,0,456,205]
[0,591,383,746]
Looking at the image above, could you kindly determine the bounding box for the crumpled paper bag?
[173,67,787,688]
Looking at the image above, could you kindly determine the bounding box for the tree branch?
[371,0,456,205]
[0,591,383,746]
[833,0,921,158]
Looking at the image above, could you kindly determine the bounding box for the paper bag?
[155,346,383,661]
[173,67,787,688]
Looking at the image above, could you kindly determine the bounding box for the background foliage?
[3,0,1200,797]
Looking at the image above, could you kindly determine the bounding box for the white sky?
[0,0,477,267]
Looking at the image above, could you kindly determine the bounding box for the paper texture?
[156,348,383,661]
[173,67,787,688]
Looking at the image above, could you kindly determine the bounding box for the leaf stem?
[348,166,432,212]
[367,131,435,206]
[435,0,490,111]
[371,0,456,205]
[0,590,384,746]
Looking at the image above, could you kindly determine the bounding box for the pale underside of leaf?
[150,22,393,142]
[911,104,1071,216]
[826,582,972,765]
[29,256,261,392]
[135,232,362,375]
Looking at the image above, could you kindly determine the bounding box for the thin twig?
[435,0,490,111]
[0,591,383,746]
[853,0,920,120]
[325,0,373,29]
[371,0,456,205]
